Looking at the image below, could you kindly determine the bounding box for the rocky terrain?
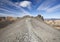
[0,15,60,42]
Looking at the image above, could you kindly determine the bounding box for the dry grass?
[44,20,60,30]
[0,21,14,29]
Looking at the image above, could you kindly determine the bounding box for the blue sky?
[0,0,60,18]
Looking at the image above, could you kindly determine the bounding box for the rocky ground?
[0,17,60,42]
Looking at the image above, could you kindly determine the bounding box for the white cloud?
[19,1,31,7]
[0,8,31,17]
[0,0,32,16]
[0,8,16,14]
[46,5,60,13]
[0,13,16,17]
[37,0,60,14]
[37,0,57,11]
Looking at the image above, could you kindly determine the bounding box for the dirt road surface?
[0,18,60,42]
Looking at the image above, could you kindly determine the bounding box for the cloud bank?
[19,1,31,8]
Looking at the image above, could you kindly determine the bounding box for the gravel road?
[0,18,60,42]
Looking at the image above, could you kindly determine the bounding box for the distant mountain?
[44,18,60,20]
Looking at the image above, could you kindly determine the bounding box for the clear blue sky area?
[0,0,60,18]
